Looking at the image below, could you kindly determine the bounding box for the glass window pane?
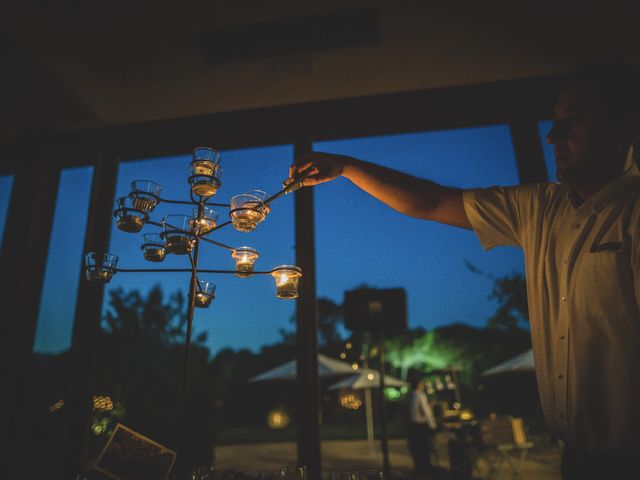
[313,127,529,476]
[33,167,94,352]
[88,146,296,476]
[0,175,14,250]
[15,166,94,478]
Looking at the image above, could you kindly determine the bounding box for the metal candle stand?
[83,146,309,477]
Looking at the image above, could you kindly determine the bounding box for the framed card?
[94,423,176,480]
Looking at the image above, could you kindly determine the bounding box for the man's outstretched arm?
[289,151,472,229]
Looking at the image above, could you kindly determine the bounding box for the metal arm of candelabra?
[83,147,310,478]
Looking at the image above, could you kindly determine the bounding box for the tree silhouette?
[90,285,216,470]
[464,260,529,330]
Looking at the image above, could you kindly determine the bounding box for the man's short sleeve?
[463,186,523,249]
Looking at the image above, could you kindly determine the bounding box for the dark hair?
[408,373,424,389]
[567,59,640,142]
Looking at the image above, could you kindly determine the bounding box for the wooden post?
[294,139,321,480]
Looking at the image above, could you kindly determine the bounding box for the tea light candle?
[84,252,118,283]
[143,245,165,262]
[271,265,302,299]
[231,247,259,275]
[86,268,112,282]
[229,196,268,232]
[190,148,221,197]
[194,281,216,308]
[116,213,145,233]
[193,207,218,235]
[114,196,147,233]
[164,234,193,255]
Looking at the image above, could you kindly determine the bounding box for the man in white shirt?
[407,377,438,476]
[288,61,640,479]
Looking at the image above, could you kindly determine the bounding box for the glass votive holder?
[229,190,270,233]
[271,265,302,299]
[85,252,118,283]
[280,465,308,479]
[231,246,259,276]
[193,206,219,235]
[189,147,222,197]
[114,196,147,233]
[194,281,216,308]
[130,180,162,212]
[161,214,195,255]
[141,233,166,262]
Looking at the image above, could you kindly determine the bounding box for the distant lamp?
[271,265,302,299]
[114,196,147,233]
[459,409,474,421]
[85,252,118,283]
[189,147,222,197]
[130,179,161,212]
[339,392,362,410]
[195,281,216,308]
[267,407,290,429]
[141,233,166,262]
[232,246,259,276]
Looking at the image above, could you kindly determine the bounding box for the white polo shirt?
[463,164,640,453]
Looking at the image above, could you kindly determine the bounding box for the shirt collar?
[566,147,640,213]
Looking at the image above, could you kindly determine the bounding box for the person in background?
[407,377,438,476]
[287,60,640,480]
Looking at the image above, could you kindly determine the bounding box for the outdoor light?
[162,214,195,255]
[231,246,259,275]
[194,281,216,308]
[271,265,302,299]
[339,393,362,410]
[193,206,218,235]
[130,179,161,212]
[267,408,291,429]
[229,190,270,232]
[114,196,147,233]
[189,147,222,197]
[85,252,118,283]
[141,233,166,262]
[84,146,309,464]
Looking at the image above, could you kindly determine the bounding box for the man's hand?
[287,152,353,187]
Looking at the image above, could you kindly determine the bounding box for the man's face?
[546,85,609,186]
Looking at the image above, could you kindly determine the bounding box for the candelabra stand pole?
[179,199,204,479]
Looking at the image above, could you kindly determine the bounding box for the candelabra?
[83,146,307,476]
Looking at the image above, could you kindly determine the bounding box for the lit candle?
[143,246,165,262]
[141,233,166,262]
[271,266,302,299]
[116,213,145,233]
[164,234,193,255]
[84,252,118,283]
[190,158,221,197]
[194,281,216,308]
[86,268,113,282]
[232,247,259,275]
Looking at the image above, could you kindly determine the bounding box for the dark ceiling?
[2,3,639,142]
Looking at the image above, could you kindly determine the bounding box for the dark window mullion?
[1,141,62,476]
[61,152,119,479]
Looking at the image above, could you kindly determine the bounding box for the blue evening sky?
[4,122,557,356]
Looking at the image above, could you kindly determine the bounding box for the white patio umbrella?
[328,369,409,454]
[248,353,355,382]
[482,349,534,377]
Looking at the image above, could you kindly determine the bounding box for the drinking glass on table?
[280,464,308,479]
[328,470,383,480]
